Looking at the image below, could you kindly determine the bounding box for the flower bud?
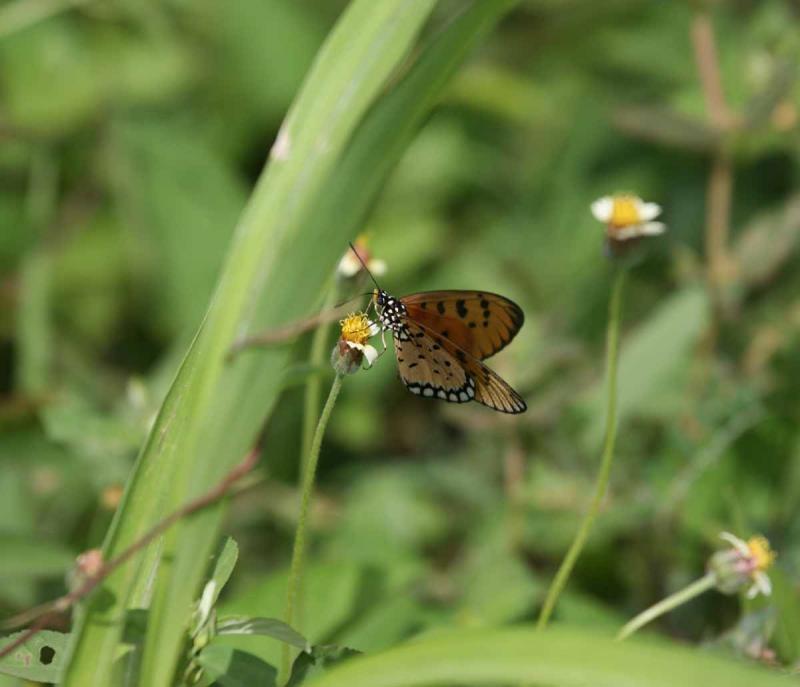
[709,532,776,599]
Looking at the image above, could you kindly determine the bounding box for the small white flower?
[331,314,381,374]
[591,194,666,241]
[338,236,387,279]
[712,532,776,599]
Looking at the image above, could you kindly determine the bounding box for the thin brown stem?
[691,10,735,316]
[705,152,734,306]
[691,12,731,129]
[227,304,352,359]
[0,448,259,660]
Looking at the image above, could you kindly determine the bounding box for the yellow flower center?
[747,536,776,571]
[340,312,372,346]
[610,195,643,227]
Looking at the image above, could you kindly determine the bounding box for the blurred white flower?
[711,532,776,599]
[338,235,387,279]
[591,194,666,241]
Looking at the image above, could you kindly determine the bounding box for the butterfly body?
[374,290,410,338]
[373,288,527,414]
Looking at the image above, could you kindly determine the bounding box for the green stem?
[287,281,339,666]
[282,373,343,680]
[537,269,627,630]
[302,283,339,473]
[616,573,717,640]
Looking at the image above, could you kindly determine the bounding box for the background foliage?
[1,0,799,684]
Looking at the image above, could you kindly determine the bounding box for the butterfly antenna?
[348,241,382,291]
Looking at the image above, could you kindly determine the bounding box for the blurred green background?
[2,0,800,678]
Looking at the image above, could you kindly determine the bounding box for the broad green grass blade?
[302,627,787,687]
[307,0,519,242]
[62,2,437,685]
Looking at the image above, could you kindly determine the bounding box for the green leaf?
[613,105,718,151]
[286,645,361,687]
[217,617,309,652]
[115,119,248,333]
[770,567,800,663]
[733,193,800,295]
[16,249,53,396]
[0,532,74,578]
[582,287,709,446]
[336,595,425,654]
[196,645,277,687]
[0,630,68,683]
[300,627,788,687]
[457,547,539,626]
[209,538,239,606]
[217,561,362,669]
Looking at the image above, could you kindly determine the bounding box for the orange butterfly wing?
[401,291,523,360]
[394,319,527,414]
[393,322,476,404]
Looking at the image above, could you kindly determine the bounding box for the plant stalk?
[537,268,626,630]
[616,573,717,640]
[282,373,343,679]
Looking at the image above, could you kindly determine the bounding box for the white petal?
[752,572,772,597]
[367,321,381,337]
[639,221,666,236]
[611,222,666,240]
[612,225,642,240]
[637,201,662,222]
[591,197,614,222]
[337,254,361,278]
[368,258,387,276]
[720,532,750,556]
[363,345,378,367]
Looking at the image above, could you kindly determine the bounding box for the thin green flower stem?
[291,281,339,659]
[616,572,717,641]
[282,373,343,680]
[537,269,627,630]
[302,282,340,473]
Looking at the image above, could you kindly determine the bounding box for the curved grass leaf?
[301,627,787,687]
[217,616,309,652]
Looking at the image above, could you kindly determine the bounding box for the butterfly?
[348,247,527,414]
